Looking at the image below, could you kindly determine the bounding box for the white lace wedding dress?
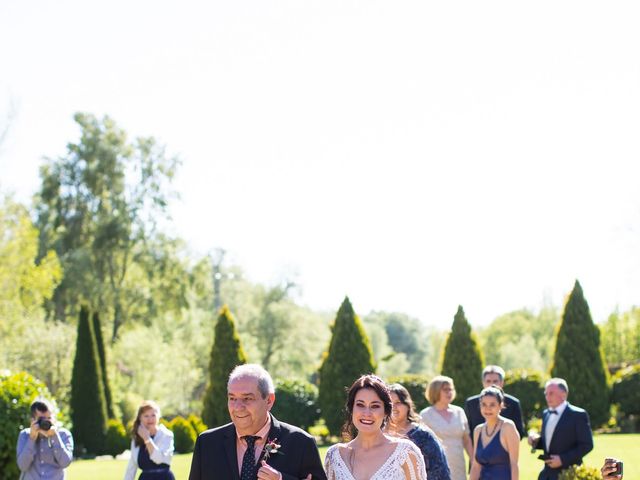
[324,438,427,480]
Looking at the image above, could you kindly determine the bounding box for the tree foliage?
[550,280,610,426]
[601,307,640,365]
[504,369,546,425]
[271,379,320,431]
[35,112,179,341]
[440,305,484,406]
[611,364,640,417]
[0,371,55,480]
[0,197,71,403]
[479,306,559,372]
[70,306,108,454]
[92,312,114,419]
[318,297,376,436]
[202,306,247,428]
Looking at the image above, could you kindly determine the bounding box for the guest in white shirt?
[123,400,175,480]
[527,378,593,480]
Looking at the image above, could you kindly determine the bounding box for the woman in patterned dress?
[387,383,452,480]
[420,376,473,480]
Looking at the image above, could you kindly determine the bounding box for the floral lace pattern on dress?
[324,438,427,480]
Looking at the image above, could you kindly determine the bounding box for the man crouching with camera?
[17,399,74,479]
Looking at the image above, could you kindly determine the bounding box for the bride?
[324,375,427,480]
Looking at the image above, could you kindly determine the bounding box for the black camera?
[614,461,623,476]
[37,418,53,431]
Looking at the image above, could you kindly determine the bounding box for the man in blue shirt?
[16,399,74,479]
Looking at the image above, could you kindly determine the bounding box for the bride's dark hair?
[341,374,392,441]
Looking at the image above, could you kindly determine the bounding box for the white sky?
[1,1,639,327]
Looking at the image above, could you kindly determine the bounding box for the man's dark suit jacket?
[534,403,593,480]
[464,392,526,442]
[188,414,327,480]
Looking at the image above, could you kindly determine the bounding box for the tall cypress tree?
[202,305,247,428]
[70,305,108,454]
[550,280,610,426]
[92,311,114,419]
[440,305,484,406]
[318,297,376,436]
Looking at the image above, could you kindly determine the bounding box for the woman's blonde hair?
[426,375,455,404]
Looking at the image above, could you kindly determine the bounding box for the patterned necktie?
[240,435,259,480]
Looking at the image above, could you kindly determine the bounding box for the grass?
[67,434,638,479]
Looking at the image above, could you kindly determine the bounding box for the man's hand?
[527,431,540,447]
[544,455,562,469]
[602,458,623,479]
[29,420,40,441]
[257,460,282,479]
[43,425,58,438]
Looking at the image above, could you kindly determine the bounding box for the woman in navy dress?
[123,400,175,480]
[469,387,519,480]
[386,383,452,480]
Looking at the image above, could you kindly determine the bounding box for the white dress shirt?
[123,424,174,480]
[544,400,567,451]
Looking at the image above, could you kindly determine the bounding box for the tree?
[202,306,247,428]
[92,311,114,418]
[550,280,610,426]
[440,305,484,406]
[318,297,376,436]
[35,112,179,341]
[250,281,295,370]
[70,306,108,454]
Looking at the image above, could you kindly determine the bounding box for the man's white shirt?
[545,400,568,451]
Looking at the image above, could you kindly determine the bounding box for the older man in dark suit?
[189,364,326,480]
[528,378,593,480]
[464,365,526,443]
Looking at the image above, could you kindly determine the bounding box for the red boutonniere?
[263,438,283,461]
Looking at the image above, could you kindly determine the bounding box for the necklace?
[485,420,501,437]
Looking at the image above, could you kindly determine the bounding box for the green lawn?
[67,434,637,479]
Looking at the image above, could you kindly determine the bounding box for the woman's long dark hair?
[388,383,421,423]
[341,374,393,441]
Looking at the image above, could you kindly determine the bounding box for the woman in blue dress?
[123,400,176,480]
[469,387,519,480]
[386,383,452,480]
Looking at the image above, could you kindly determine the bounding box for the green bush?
[612,364,640,417]
[169,416,197,453]
[70,306,108,455]
[550,281,610,427]
[272,379,320,431]
[187,413,208,435]
[318,297,376,436]
[104,419,129,456]
[386,374,429,413]
[308,420,330,445]
[202,306,247,428]
[440,305,484,406]
[504,369,545,423]
[558,464,601,480]
[0,371,55,480]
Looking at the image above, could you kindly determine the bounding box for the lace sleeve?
[403,443,428,480]
[324,445,336,480]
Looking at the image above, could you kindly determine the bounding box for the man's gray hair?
[228,364,275,398]
[482,365,506,382]
[545,377,569,394]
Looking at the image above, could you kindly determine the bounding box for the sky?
[1,1,639,327]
